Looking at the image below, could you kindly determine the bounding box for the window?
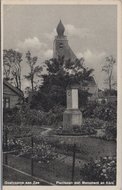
[59,43,63,48]
[3,97,10,108]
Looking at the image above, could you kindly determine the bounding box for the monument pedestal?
[62,84,82,134]
[63,109,82,133]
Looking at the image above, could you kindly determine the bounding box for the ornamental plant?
[18,138,58,164]
[3,138,23,152]
[80,156,116,183]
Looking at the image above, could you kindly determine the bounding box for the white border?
[1,0,122,190]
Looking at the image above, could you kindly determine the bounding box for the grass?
[3,153,84,184]
[45,135,116,161]
[3,165,50,185]
[3,134,116,185]
[3,124,116,185]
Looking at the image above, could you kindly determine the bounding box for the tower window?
[59,43,63,48]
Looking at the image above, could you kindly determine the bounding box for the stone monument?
[63,84,82,134]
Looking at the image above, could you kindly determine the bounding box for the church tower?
[53,20,76,61]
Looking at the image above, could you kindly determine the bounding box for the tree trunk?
[15,75,19,88]
[31,76,34,92]
[109,70,112,92]
[18,75,21,89]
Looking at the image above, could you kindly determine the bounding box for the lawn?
[45,135,116,161]
[3,165,51,185]
[3,123,116,185]
[3,153,84,184]
[3,135,116,185]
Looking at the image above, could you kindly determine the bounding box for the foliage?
[18,104,65,126]
[93,101,117,122]
[102,55,116,91]
[15,137,58,164]
[81,119,97,135]
[82,101,97,118]
[102,122,116,141]
[3,138,23,152]
[3,104,65,127]
[45,105,64,126]
[104,89,117,96]
[3,49,22,89]
[3,101,116,141]
[82,118,105,129]
[83,101,117,122]
[3,135,58,164]
[25,51,43,91]
[30,57,94,111]
[80,156,116,183]
[3,107,21,126]
[82,101,117,140]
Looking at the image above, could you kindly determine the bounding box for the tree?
[102,55,116,91]
[3,49,22,89]
[31,56,94,111]
[25,51,43,92]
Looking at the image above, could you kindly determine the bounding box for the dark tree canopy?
[30,56,94,111]
[3,49,22,89]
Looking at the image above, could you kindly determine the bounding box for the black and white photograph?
[1,0,122,189]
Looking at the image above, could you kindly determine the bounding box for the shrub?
[3,108,21,125]
[93,101,117,122]
[81,118,116,140]
[80,156,116,183]
[81,118,97,135]
[18,138,58,164]
[102,122,116,141]
[3,138,23,152]
[3,104,65,127]
[83,101,117,122]
[45,105,65,126]
[83,118,105,129]
[82,101,98,118]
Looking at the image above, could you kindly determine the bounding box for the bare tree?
[25,51,43,92]
[102,55,116,91]
[3,49,22,89]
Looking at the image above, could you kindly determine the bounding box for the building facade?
[3,79,24,109]
[53,20,98,100]
[53,20,76,61]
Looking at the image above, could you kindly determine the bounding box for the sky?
[3,4,117,90]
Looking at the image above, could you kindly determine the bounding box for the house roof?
[3,79,24,97]
[82,77,97,87]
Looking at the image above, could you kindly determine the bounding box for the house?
[3,79,24,109]
[97,89,117,103]
[80,77,98,101]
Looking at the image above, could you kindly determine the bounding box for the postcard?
[1,0,122,190]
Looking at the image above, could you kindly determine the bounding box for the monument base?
[63,109,82,134]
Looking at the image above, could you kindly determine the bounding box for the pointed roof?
[56,20,65,37]
[3,79,24,97]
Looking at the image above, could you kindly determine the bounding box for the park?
[3,18,117,185]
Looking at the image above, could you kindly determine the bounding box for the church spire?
[56,20,65,37]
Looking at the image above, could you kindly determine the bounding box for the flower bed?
[80,156,116,183]
[4,137,58,164]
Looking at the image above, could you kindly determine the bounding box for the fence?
[3,126,116,185]
[3,132,37,181]
[3,129,78,185]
